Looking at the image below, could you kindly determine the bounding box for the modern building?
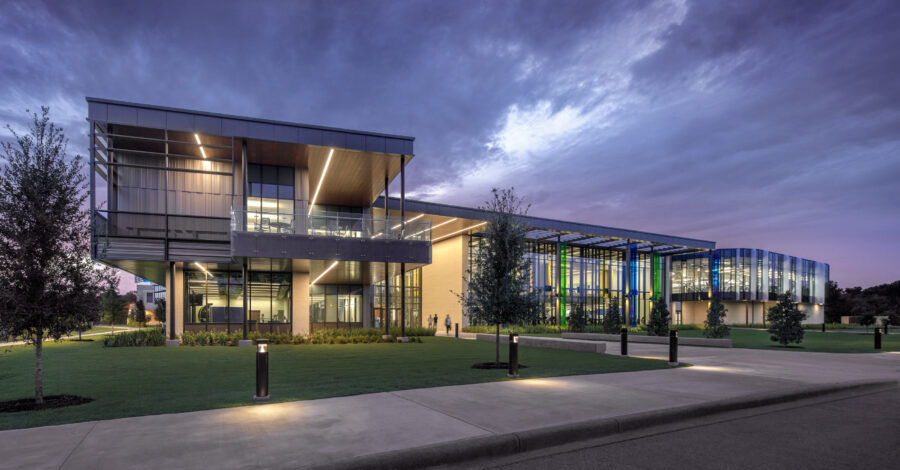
[87,98,828,339]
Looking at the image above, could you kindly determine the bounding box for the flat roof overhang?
[87,97,415,207]
[376,197,716,254]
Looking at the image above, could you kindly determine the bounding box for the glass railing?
[230,209,432,241]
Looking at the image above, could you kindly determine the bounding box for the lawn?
[522,328,900,353]
[674,328,900,353]
[0,336,670,430]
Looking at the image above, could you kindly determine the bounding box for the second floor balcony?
[230,209,431,241]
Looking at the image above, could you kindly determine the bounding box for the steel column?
[89,121,96,258]
[169,262,176,340]
[242,260,249,340]
[384,174,390,334]
[242,139,249,231]
[400,155,406,336]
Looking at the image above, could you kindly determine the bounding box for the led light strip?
[308,148,334,216]
[432,221,487,242]
[392,213,424,230]
[194,133,207,159]
[193,262,210,275]
[310,260,339,286]
[406,217,457,239]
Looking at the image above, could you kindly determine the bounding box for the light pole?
[254,339,270,401]
[508,333,519,378]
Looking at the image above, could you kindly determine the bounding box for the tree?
[602,297,621,334]
[704,297,730,338]
[568,303,588,333]
[767,291,806,346]
[101,275,126,332]
[459,188,542,366]
[154,298,167,326]
[646,298,670,336]
[133,299,147,327]
[824,280,849,323]
[859,314,876,333]
[0,108,106,405]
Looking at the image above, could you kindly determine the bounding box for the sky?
[1,0,898,290]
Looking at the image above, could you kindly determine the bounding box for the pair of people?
[427,314,452,335]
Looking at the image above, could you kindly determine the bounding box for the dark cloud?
[1,0,897,288]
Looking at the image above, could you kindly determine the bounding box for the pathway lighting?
[254,339,270,401]
[874,328,882,351]
[620,327,628,356]
[508,333,519,378]
[669,330,679,366]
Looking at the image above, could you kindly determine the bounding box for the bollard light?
[254,339,270,401]
[822,323,826,333]
[621,327,628,356]
[455,323,459,338]
[508,333,519,378]
[669,330,679,366]
[874,327,882,350]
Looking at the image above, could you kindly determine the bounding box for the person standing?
[445,314,452,335]
[427,315,433,329]
[434,314,438,331]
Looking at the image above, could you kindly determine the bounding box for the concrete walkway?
[0,327,140,348]
[1,342,898,469]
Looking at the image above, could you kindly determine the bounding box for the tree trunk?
[35,333,44,405]
[495,323,500,366]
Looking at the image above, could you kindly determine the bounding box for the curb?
[316,379,897,470]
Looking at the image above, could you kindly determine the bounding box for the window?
[247,164,294,233]
[185,269,290,325]
[311,284,362,329]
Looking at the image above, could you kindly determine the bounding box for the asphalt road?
[481,387,900,469]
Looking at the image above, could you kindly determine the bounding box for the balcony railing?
[230,209,432,242]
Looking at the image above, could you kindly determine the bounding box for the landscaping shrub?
[103,328,166,347]
[175,327,433,346]
[601,298,622,333]
[567,304,588,333]
[767,292,806,346]
[703,298,730,338]
[462,324,560,334]
[647,299,670,336]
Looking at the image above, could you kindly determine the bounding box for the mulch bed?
[471,362,529,370]
[67,339,95,342]
[0,395,93,413]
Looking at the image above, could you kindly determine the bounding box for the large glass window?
[185,270,241,326]
[247,164,294,233]
[185,268,290,326]
[249,272,292,324]
[311,284,362,330]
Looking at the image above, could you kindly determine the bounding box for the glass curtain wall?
[468,235,647,326]
[371,268,422,329]
[185,268,291,331]
[311,284,363,331]
[247,164,294,233]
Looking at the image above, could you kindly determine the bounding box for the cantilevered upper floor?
[88,97,430,279]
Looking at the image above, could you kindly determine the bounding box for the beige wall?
[292,272,310,336]
[675,299,824,325]
[165,262,185,336]
[422,235,467,329]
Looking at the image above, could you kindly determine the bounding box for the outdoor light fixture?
[310,260,339,287]
[392,213,424,230]
[254,339,270,401]
[432,221,487,242]
[405,217,458,240]
[508,333,519,378]
[308,148,334,216]
[620,327,628,356]
[194,133,208,159]
[875,327,882,350]
[669,330,679,366]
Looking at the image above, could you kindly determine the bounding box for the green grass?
[515,328,900,353]
[672,328,900,353]
[0,336,670,430]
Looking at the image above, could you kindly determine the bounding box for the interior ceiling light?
[194,133,207,159]
[193,262,210,275]
[432,221,487,242]
[310,260,339,286]
[308,148,334,216]
[406,217,457,239]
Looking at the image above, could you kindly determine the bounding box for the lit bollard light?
[621,328,628,356]
[669,330,678,366]
[254,339,270,402]
[874,327,882,350]
[508,333,519,378]
[455,323,459,338]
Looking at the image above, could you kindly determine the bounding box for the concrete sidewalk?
[1,342,898,469]
[0,327,141,348]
